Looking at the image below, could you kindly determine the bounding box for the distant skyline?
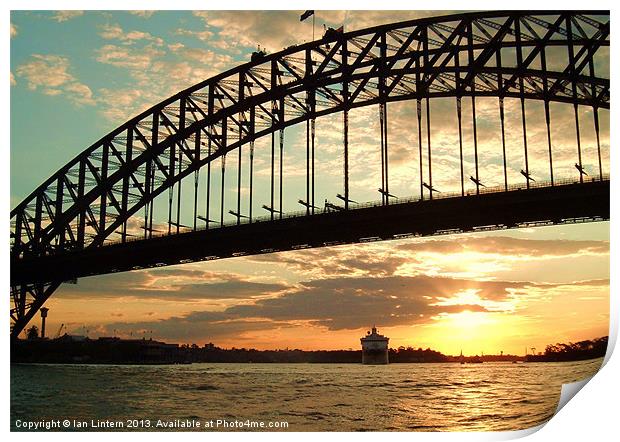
[10,10,610,355]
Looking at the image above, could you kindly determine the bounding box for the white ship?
[360,326,389,364]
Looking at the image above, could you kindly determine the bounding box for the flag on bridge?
[300,10,314,22]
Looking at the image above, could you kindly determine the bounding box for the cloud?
[95,44,165,70]
[250,246,411,278]
[98,23,164,46]
[192,11,302,50]
[343,10,454,29]
[96,87,160,122]
[168,280,287,300]
[11,22,18,38]
[93,40,235,123]
[191,10,452,53]
[82,7,608,190]
[129,11,156,19]
[225,275,505,330]
[51,11,84,23]
[64,82,95,104]
[570,279,610,287]
[100,315,291,342]
[79,274,495,340]
[83,272,538,342]
[15,54,95,106]
[174,28,214,42]
[10,72,16,86]
[17,55,72,89]
[397,236,609,257]
[247,236,609,283]
[56,267,288,301]
[72,270,608,343]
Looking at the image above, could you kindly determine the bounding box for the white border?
[3,0,617,440]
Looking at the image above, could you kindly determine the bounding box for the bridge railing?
[103,175,609,247]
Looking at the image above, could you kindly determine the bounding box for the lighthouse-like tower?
[360,326,389,364]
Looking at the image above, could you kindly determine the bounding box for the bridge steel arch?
[10,11,610,337]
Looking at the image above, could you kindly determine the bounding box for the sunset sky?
[10,10,610,355]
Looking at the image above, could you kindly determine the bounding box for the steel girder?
[9,11,610,336]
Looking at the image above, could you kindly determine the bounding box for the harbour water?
[11,358,603,431]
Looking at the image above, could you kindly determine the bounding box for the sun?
[426,310,498,355]
[448,310,489,330]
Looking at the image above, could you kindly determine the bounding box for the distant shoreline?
[11,335,607,365]
[10,357,605,367]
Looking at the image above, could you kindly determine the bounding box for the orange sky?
[40,221,609,356]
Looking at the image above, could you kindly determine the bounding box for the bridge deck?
[11,180,610,285]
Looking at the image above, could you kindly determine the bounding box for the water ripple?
[10,359,603,431]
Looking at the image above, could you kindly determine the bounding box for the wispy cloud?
[93,39,234,123]
[396,236,610,258]
[51,11,84,23]
[190,10,447,53]
[174,28,214,42]
[98,23,164,46]
[95,44,164,70]
[57,267,288,302]
[129,10,156,19]
[248,236,609,282]
[15,54,95,106]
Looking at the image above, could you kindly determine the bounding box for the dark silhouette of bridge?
[10,11,610,338]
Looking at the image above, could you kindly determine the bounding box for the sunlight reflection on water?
[11,359,602,431]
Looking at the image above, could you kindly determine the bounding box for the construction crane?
[55,323,65,339]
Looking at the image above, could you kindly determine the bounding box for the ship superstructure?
[360,326,389,364]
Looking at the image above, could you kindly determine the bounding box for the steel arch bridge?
[10,11,610,338]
